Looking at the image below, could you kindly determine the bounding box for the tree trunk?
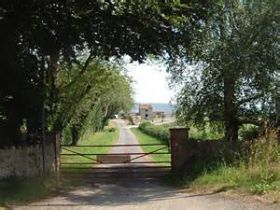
[224,75,239,141]
[276,95,280,144]
[5,105,22,145]
[46,53,59,112]
[70,126,79,146]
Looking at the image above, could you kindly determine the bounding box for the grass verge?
[0,177,56,207]
[131,128,170,165]
[185,143,280,203]
[59,122,119,193]
[61,121,119,170]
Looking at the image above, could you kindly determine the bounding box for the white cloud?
[126,62,174,103]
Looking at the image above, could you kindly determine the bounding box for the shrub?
[186,139,280,197]
[107,127,116,132]
[127,115,135,125]
[138,122,169,144]
[239,125,260,140]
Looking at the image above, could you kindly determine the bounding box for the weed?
[187,140,280,200]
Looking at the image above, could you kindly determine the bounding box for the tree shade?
[0,0,209,146]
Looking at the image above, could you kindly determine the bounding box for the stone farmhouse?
[139,104,153,120]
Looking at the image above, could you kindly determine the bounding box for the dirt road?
[14,120,278,210]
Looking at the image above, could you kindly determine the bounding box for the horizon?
[133,102,175,105]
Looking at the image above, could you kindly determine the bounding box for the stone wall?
[169,128,249,174]
[0,134,60,179]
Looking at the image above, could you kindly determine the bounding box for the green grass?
[61,122,119,170]
[131,128,170,166]
[0,177,56,207]
[0,122,119,207]
[189,164,280,196]
[188,126,223,140]
[186,144,280,202]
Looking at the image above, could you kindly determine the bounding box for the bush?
[138,122,169,144]
[239,125,260,140]
[107,127,116,132]
[127,115,135,125]
[189,127,224,140]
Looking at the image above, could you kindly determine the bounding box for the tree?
[0,0,209,146]
[51,59,133,145]
[168,0,280,141]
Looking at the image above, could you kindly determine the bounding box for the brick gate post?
[169,128,189,173]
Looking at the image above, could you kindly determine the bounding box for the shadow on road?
[28,169,218,208]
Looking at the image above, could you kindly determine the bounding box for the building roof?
[139,104,153,110]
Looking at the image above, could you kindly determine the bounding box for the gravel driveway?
[13,120,279,210]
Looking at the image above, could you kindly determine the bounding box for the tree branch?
[62,52,94,90]
[237,93,263,105]
[238,118,263,126]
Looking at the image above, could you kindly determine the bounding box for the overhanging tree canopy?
[0,0,210,146]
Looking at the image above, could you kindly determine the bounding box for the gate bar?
[62,147,97,161]
[61,152,170,156]
[61,143,168,147]
[61,161,171,164]
[62,166,171,170]
[124,146,168,163]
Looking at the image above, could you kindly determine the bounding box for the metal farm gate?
[60,143,171,178]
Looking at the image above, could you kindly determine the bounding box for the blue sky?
[126,62,175,104]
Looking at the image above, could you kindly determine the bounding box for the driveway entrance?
[60,120,171,178]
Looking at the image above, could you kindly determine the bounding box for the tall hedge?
[138,122,169,144]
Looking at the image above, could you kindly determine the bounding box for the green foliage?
[169,0,280,141]
[107,127,116,133]
[189,125,224,140]
[138,122,169,144]
[131,128,170,165]
[239,125,260,141]
[61,121,119,170]
[139,121,223,141]
[185,141,280,199]
[0,0,209,146]
[56,60,133,145]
